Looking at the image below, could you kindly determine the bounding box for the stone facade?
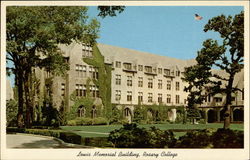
[35,42,244,123]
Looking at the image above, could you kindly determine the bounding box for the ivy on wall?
[83,44,112,121]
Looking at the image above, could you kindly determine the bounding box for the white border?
[1,1,249,160]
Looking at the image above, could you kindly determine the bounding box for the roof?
[97,43,196,71]
[211,69,244,89]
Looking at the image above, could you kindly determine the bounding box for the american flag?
[195,14,203,20]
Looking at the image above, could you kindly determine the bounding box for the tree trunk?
[223,74,234,129]
[223,105,231,129]
[17,70,24,128]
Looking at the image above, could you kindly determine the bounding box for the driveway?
[6,134,87,148]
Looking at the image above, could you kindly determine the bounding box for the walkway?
[6,134,87,148]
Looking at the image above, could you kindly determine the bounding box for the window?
[78,106,86,117]
[176,70,180,76]
[231,97,236,101]
[184,99,187,104]
[115,74,121,85]
[208,94,211,102]
[124,63,132,70]
[176,82,180,91]
[148,78,153,88]
[158,68,162,74]
[167,81,171,90]
[127,76,132,86]
[167,94,171,103]
[89,66,98,79]
[164,69,170,76]
[158,94,162,103]
[138,77,143,87]
[115,61,121,68]
[91,106,97,119]
[148,93,153,102]
[92,67,99,79]
[158,79,162,89]
[215,97,222,102]
[138,65,143,71]
[75,84,86,97]
[90,85,99,98]
[127,91,132,101]
[145,66,153,73]
[75,64,86,77]
[176,95,180,104]
[61,83,65,96]
[115,90,121,101]
[82,45,93,58]
[138,92,143,103]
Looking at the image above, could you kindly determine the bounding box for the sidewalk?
[6,133,89,148]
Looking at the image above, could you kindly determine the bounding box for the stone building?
[35,42,244,123]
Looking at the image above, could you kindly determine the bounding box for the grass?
[60,123,243,138]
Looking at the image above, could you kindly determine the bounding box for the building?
[199,69,244,123]
[6,79,14,101]
[35,42,244,123]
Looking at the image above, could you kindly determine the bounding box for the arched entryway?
[207,109,217,123]
[233,108,243,122]
[124,108,132,123]
[78,105,86,117]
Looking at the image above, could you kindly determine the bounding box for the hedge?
[7,127,82,145]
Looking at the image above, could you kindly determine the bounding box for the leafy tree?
[97,6,125,18]
[6,6,100,128]
[183,11,244,129]
[6,99,18,127]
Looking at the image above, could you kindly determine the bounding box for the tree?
[183,11,244,129]
[97,6,125,18]
[6,6,100,128]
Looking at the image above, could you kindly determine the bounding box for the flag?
[195,14,203,20]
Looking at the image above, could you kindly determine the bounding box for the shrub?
[7,127,25,133]
[146,127,176,148]
[59,132,82,144]
[108,123,176,148]
[67,120,77,126]
[174,129,214,148]
[93,117,108,125]
[25,129,63,138]
[211,128,243,148]
[75,117,93,125]
[6,99,18,127]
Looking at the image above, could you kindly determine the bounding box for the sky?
[6,6,244,86]
[88,6,243,60]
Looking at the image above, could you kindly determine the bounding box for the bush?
[67,117,108,126]
[93,117,108,125]
[75,117,93,125]
[59,132,82,144]
[6,127,82,145]
[174,129,214,148]
[211,128,243,148]
[108,123,148,148]
[67,120,77,126]
[6,99,18,127]
[108,123,176,148]
[25,129,63,138]
[146,127,176,148]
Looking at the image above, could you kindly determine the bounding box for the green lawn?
[60,123,243,138]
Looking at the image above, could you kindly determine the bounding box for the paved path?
[7,134,62,148]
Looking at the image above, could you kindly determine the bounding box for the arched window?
[91,106,97,119]
[78,105,86,117]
